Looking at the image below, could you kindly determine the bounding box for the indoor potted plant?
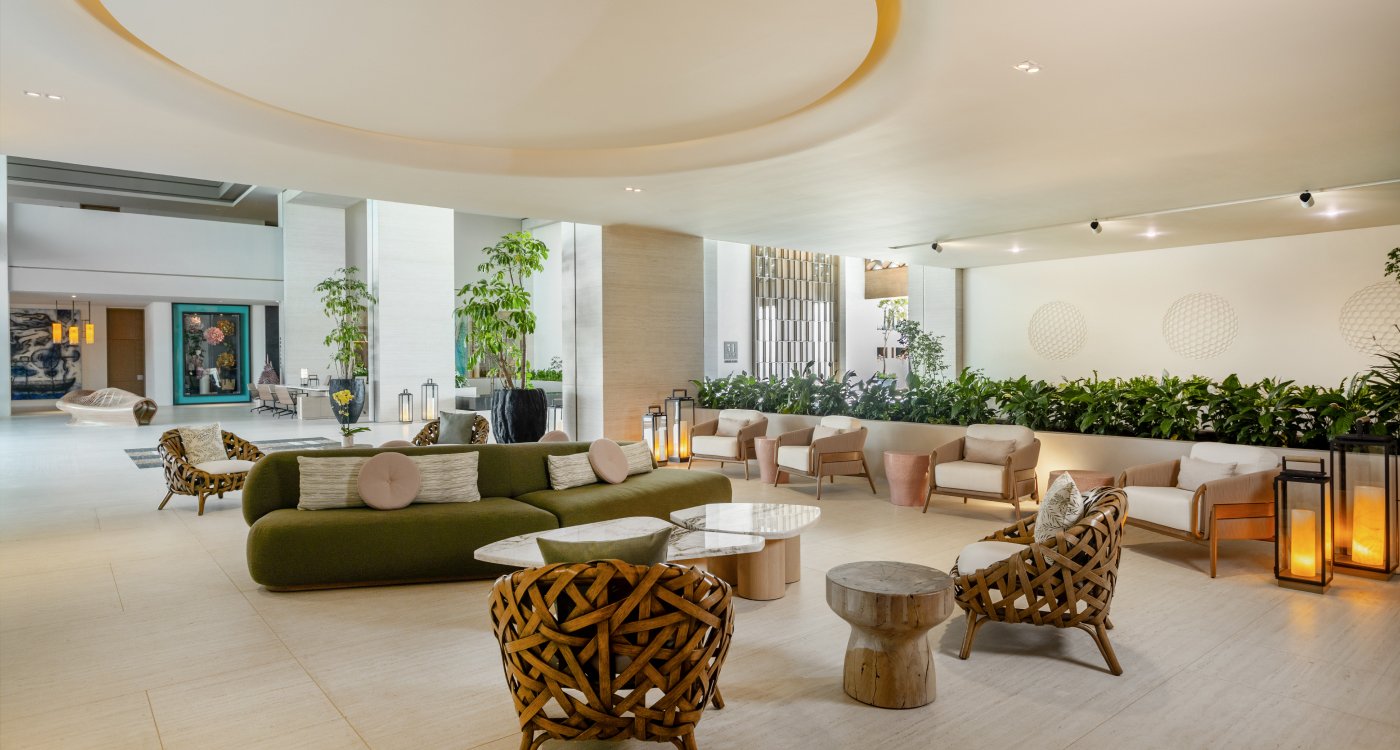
[457,231,549,443]
[316,267,376,445]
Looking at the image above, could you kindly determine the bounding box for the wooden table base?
[842,625,936,709]
[706,536,803,600]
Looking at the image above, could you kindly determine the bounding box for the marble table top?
[670,502,821,540]
[473,516,765,568]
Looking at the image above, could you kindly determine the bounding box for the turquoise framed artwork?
[172,303,251,404]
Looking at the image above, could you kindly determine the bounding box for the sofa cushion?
[246,498,559,588]
[621,442,654,475]
[194,459,256,475]
[438,410,479,444]
[966,423,1034,450]
[964,436,1017,465]
[537,526,672,565]
[1176,456,1235,492]
[1190,443,1278,476]
[934,460,1004,495]
[297,457,369,511]
[956,540,1026,574]
[776,445,809,472]
[515,469,732,527]
[410,452,481,503]
[358,453,421,510]
[819,415,861,431]
[1126,485,1194,532]
[692,435,740,459]
[179,423,227,465]
[547,452,598,490]
[589,439,630,484]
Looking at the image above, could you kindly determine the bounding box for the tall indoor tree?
[316,266,376,442]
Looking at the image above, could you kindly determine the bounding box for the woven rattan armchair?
[411,414,490,446]
[951,487,1128,675]
[490,561,734,750]
[157,429,264,516]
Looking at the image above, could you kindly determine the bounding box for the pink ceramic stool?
[883,451,931,507]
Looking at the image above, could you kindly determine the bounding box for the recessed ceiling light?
[1142,229,1160,239]
[1009,245,1023,254]
[624,186,642,193]
[1013,60,1041,74]
[24,90,41,97]
[1323,208,1343,218]
[45,94,63,100]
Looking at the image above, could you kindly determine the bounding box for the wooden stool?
[826,561,953,709]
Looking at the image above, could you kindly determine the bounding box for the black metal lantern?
[421,378,439,421]
[1275,456,1332,593]
[308,373,320,387]
[645,405,667,466]
[664,388,695,463]
[1331,433,1397,580]
[398,389,414,423]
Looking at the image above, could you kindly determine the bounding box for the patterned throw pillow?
[1034,473,1085,545]
[297,456,369,510]
[178,423,227,465]
[621,442,654,475]
[409,452,481,503]
[547,453,599,490]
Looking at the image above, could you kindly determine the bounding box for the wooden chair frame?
[157,429,265,516]
[490,561,734,750]
[951,488,1128,675]
[773,427,877,500]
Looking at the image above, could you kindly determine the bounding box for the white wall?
[842,256,901,382]
[704,240,753,378]
[907,265,961,374]
[369,201,456,422]
[144,301,172,406]
[280,198,346,381]
[454,212,523,291]
[524,221,565,372]
[564,223,605,439]
[964,225,1400,385]
[7,203,281,301]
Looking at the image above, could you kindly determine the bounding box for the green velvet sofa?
[242,441,732,590]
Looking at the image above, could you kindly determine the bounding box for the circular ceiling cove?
[101,0,879,150]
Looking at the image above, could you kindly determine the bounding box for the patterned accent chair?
[157,429,264,515]
[926,424,1041,516]
[689,409,768,479]
[490,561,733,750]
[951,487,1128,675]
[412,414,491,446]
[774,415,876,500]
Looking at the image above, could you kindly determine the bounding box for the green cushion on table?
[537,526,671,565]
[247,498,558,588]
[515,468,732,527]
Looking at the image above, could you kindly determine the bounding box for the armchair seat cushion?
[1125,485,1194,531]
[194,459,257,475]
[691,435,740,458]
[956,540,1027,573]
[776,445,810,472]
[934,460,1005,494]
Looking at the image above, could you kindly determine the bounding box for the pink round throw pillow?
[357,452,422,510]
[589,439,629,484]
[378,439,414,448]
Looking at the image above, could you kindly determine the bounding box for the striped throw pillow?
[621,442,655,476]
[547,452,598,490]
[409,452,481,503]
[297,456,369,510]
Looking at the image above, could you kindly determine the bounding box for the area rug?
[124,436,340,469]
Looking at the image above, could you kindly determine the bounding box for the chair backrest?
[819,415,861,431]
[967,423,1035,449]
[411,414,490,446]
[490,562,733,745]
[1189,442,1278,475]
[274,385,295,403]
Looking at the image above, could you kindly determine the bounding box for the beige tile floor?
[1,405,1397,749]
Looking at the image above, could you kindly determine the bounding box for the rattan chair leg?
[958,611,983,659]
[197,492,207,516]
[711,687,725,709]
[1090,623,1123,676]
[677,733,698,750]
[1105,616,1114,630]
[158,490,174,510]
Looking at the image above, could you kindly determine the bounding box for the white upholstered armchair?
[774,415,876,500]
[1118,442,1280,577]
[925,424,1041,516]
[689,409,768,479]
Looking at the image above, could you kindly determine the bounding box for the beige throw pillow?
[621,442,655,475]
[964,436,1017,465]
[547,453,599,490]
[1176,456,1235,492]
[812,425,841,441]
[716,416,749,437]
[1034,473,1085,544]
[297,456,369,510]
[178,423,227,465]
[410,452,481,503]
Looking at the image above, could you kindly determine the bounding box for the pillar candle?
[1352,486,1385,567]
[1291,508,1318,578]
[678,421,691,460]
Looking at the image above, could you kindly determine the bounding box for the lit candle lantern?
[1290,509,1318,578]
[645,406,667,466]
[678,421,691,461]
[664,389,695,464]
[398,389,414,423]
[300,368,309,387]
[1331,433,1397,580]
[1351,486,1385,567]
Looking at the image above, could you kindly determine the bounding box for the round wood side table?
[883,451,931,507]
[1046,469,1117,491]
[826,561,953,709]
[753,437,785,484]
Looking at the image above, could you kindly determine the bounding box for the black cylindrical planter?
[328,378,365,425]
[492,388,548,443]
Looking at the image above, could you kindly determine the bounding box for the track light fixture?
[1300,191,1314,207]
[1089,220,1102,234]
[930,242,942,253]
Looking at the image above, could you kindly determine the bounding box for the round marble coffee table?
[670,503,821,600]
[474,516,764,568]
[826,561,954,709]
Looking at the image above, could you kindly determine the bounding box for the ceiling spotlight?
[1299,191,1314,207]
[1009,245,1023,254]
[1323,208,1342,218]
[1089,220,1102,234]
[931,242,942,253]
[1143,229,1160,239]
[624,186,642,193]
[24,90,41,97]
[1013,60,1041,74]
[45,94,62,100]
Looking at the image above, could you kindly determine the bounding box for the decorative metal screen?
[752,246,840,378]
